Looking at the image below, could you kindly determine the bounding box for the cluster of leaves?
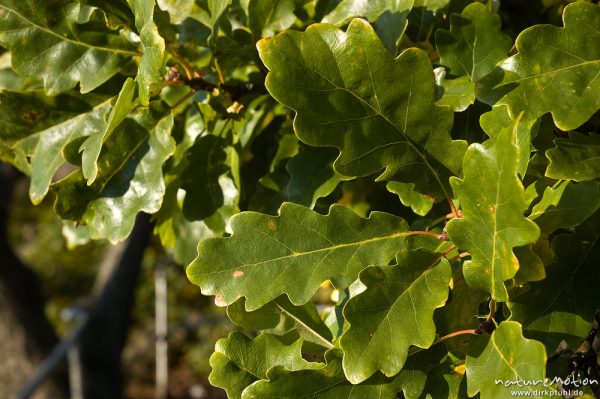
[1,0,600,397]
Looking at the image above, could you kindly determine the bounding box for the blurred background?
[1,165,233,399]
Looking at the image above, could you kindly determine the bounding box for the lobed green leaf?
[340,248,451,383]
[447,111,540,301]
[187,202,411,310]
[0,1,136,94]
[466,321,549,397]
[209,332,321,399]
[258,19,467,201]
[494,2,600,130]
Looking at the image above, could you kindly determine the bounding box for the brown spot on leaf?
[20,109,41,124]
[488,206,496,213]
[233,270,244,278]
[267,219,276,231]
[368,332,374,337]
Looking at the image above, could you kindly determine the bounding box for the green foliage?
[340,248,451,383]
[492,2,600,130]
[2,0,600,397]
[209,332,320,399]
[465,321,549,397]
[187,203,410,309]
[446,112,540,301]
[258,19,467,201]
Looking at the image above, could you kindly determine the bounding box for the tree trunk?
[80,213,152,399]
[0,164,68,398]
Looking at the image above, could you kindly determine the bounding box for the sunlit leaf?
[386,181,434,216]
[493,2,600,130]
[187,203,411,310]
[479,105,539,177]
[0,1,135,94]
[80,77,137,184]
[127,0,166,105]
[53,112,175,243]
[447,113,540,301]
[466,321,549,397]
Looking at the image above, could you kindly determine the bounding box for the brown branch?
[406,230,449,240]
[447,251,470,263]
[437,329,478,342]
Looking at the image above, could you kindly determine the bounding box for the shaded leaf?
[340,248,451,383]
[434,265,486,358]
[396,346,465,399]
[0,1,135,94]
[207,0,232,46]
[209,332,320,399]
[446,113,540,301]
[0,52,31,91]
[386,181,434,216]
[248,0,300,38]
[285,146,344,208]
[153,108,227,264]
[227,296,334,349]
[155,167,219,264]
[509,214,600,352]
[546,132,600,181]
[0,90,93,152]
[436,2,511,83]
[127,0,166,105]
[53,112,175,243]
[241,348,401,399]
[513,244,545,284]
[449,99,490,144]
[529,180,600,233]
[466,321,549,397]
[181,135,229,221]
[258,19,467,201]
[187,203,411,310]
[494,2,600,130]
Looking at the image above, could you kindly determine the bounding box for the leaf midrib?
[503,59,600,84]
[199,229,413,276]
[273,32,455,202]
[345,263,443,376]
[488,333,539,394]
[275,302,334,349]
